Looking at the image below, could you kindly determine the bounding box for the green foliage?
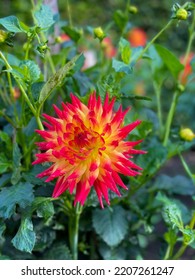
[92,205,128,246]
[0,0,195,261]
[0,16,26,33]
[155,44,184,79]
[38,53,84,106]
[34,5,55,30]
[12,217,36,253]
[0,182,34,219]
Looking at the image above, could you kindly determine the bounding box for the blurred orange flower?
[128,27,147,47]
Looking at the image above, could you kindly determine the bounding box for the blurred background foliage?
[0,0,191,52]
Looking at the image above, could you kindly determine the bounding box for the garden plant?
[0,0,195,260]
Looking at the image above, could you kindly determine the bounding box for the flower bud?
[0,30,8,43]
[180,128,195,141]
[128,5,138,14]
[176,8,188,20]
[94,27,106,41]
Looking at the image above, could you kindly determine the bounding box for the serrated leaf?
[112,59,133,74]
[155,44,184,79]
[156,192,184,230]
[163,204,183,230]
[38,53,84,106]
[12,218,36,253]
[92,205,128,246]
[0,182,34,219]
[119,38,131,64]
[11,142,22,185]
[0,16,26,33]
[36,199,54,220]
[182,227,195,245]
[17,60,41,84]
[44,242,72,260]
[34,5,55,29]
[34,228,56,252]
[99,242,127,260]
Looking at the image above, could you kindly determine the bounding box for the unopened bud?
[180,128,195,141]
[176,8,188,20]
[0,30,8,43]
[94,27,106,41]
[128,5,138,14]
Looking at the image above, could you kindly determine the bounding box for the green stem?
[68,203,82,260]
[172,211,195,260]
[154,81,163,138]
[137,19,174,60]
[164,244,174,260]
[31,0,56,75]
[179,153,195,183]
[66,0,73,27]
[0,51,44,130]
[163,89,180,146]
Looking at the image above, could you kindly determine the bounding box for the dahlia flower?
[33,93,145,207]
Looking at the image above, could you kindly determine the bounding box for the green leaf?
[22,165,48,186]
[112,59,133,74]
[11,142,22,185]
[0,153,11,174]
[182,227,195,245]
[119,38,131,64]
[12,60,41,85]
[156,192,184,230]
[164,229,178,246]
[0,182,34,219]
[97,74,120,100]
[0,16,26,33]
[113,10,128,31]
[34,5,55,29]
[163,204,183,230]
[12,217,36,253]
[38,53,84,106]
[21,60,41,83]
[62,26,82,42]
[44,242,72,260]
[155,44,184,79]
[92,205,128,246]
[0,131,12,152]
[36,199,54,220]
[151,174,195,195]
[137,139,167,175]
[34,227,56,252]
[99,242,127,260]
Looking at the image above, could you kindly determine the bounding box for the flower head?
[33,93,145,207]
[128,27,147,47]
